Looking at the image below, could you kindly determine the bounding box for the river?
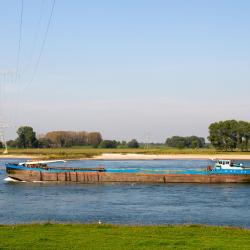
[1,158,250,227]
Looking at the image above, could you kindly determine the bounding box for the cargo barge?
[5,159,250,183]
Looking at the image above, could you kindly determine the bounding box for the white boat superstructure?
[214,160,244,170]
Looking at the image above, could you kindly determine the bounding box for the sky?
[0,0,250,142]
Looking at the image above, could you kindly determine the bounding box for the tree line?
[5,126,140,149]
[165,136,206,149]
[165,120,250,151]
[40,131,102,148]
[2,120,250,151]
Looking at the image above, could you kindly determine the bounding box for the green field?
[0,224,250,249]
[1,147,249,159]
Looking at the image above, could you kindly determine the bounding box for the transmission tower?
[144,132,151,149]
[0,122,8,154]
[0,72,12,155]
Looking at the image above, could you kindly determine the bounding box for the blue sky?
[0,0,250,141]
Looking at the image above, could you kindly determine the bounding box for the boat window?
[219,161,222,164]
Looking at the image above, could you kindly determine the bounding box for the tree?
[188,136,205,148]
[176,139,186,149]
[191,140,199,149]
[127,139,139,148]
[87,132,102,147]
[44,131,74,147]
[222,120,238,151]
[165,136,205,149]
[38,138,53,148]
[237,121,250,151]
[42,131,102,148]
[208,120,250,151]
[16,126,38,148]
[99,140,117,148]
[166,136,186,148]
[208,122,224,150]
[7,140,17,148]
[117,140,127,148]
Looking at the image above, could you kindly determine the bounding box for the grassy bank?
[1,147,249,159]
[0,224,250,249]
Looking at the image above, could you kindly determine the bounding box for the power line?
[23,0,56,90]
[22,0,45,75]
[11,0,24,129]
[10,1,56,132]
[15,0,24,84]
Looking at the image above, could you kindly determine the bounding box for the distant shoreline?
[1,153,250,160]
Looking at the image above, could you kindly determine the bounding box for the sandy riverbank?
[1,153,250,160]
[0,154,39,159]
[90,153,250,160]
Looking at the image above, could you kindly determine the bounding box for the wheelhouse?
[214,159,244,170]
[216,160,233,167]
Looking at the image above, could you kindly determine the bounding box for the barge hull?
[6,169,250,183]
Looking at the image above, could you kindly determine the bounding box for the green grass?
[0,147,250,159]
[0,224,250,249]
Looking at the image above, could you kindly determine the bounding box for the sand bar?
[1,153,250,160]
[92,153,250,160]
[0,154,39,159]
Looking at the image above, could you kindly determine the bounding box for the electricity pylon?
[0,122,8,154]
[0,72,10,154]
[144,132,151,149]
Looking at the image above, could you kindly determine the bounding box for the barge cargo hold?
[5,160,250,183]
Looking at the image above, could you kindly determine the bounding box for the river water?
[0,158,250,227]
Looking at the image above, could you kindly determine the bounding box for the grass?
[0,223,250,249]
[0,147,250,159]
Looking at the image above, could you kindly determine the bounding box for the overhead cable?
[23,0,56,90]
[15,0,24,84]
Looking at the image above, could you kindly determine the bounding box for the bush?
[7,140,17,148]
[165,136,205,149]
[99,140,118,148]
[127,139,139,148]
